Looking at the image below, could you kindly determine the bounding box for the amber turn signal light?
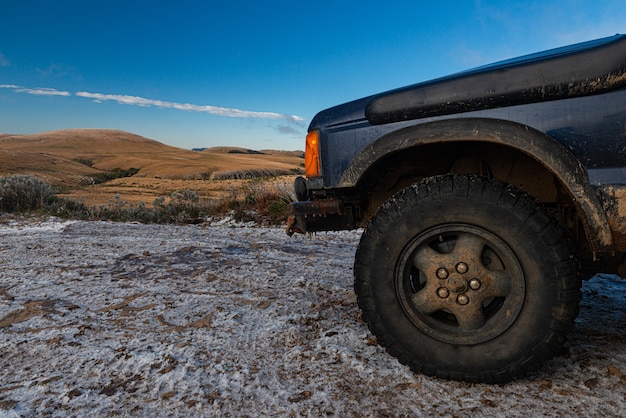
[305,131,320,177]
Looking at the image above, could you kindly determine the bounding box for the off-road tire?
[354,174,580,383]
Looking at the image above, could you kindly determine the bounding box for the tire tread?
[354,174,580,384]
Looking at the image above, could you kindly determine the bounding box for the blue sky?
[1,1,625,151]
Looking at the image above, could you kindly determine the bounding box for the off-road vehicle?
[287,34,626,383]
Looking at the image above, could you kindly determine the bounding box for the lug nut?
[457,294,469,305]
[456,262,468,274]
[437,287,450,298]
[436,268,449,279]
[469,278,481,290]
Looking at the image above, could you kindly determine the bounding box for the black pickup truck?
[287,34,626,383]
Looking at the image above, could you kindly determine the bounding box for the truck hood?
[308,96,372,131]
[365,34,626,125]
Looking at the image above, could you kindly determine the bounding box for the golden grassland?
[0,129,303,206]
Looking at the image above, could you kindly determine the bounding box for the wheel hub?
[446,274,468,294]
[397,224,526,345]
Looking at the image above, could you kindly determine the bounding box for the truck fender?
[340,118,613,253]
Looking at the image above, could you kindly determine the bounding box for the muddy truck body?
[287,34,626,383]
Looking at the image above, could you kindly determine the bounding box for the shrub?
[74,158,94,167]
[239,178,296,224]
[0,174,296,226]
[0,175,57,213]
[91,167,140,184]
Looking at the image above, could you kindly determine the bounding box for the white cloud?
[17,87,71,96]
[1,84,306,131]
[0,84,70,96]
[75,91,305,123]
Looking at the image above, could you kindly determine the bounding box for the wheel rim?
[395,223,526,345]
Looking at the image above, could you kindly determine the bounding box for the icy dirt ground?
[0,218,625,417]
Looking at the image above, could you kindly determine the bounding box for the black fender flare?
[339,118,612,253]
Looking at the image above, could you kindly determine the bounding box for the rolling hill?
[0,129,304,205]
[0,129,304,186]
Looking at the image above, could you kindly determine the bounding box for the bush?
[90,167,140,184]
[0,174,296,226]
[74,158,94,167]
[0,175,57,213]
[239,178,296,224]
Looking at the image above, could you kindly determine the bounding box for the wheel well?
[355,141,586,246]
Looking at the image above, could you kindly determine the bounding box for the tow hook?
[286,216,303,236]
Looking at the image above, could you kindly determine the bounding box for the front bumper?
[286,176,357,235]
[286,199,355,236]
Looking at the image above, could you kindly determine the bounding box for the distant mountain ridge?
[0,129,304,185]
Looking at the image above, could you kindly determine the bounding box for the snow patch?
[0,220,625,416]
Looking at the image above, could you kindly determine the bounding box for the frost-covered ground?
[0,218,625,417]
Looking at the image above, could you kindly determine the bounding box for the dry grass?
[57,176,297,207]
[0,129,303,206]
